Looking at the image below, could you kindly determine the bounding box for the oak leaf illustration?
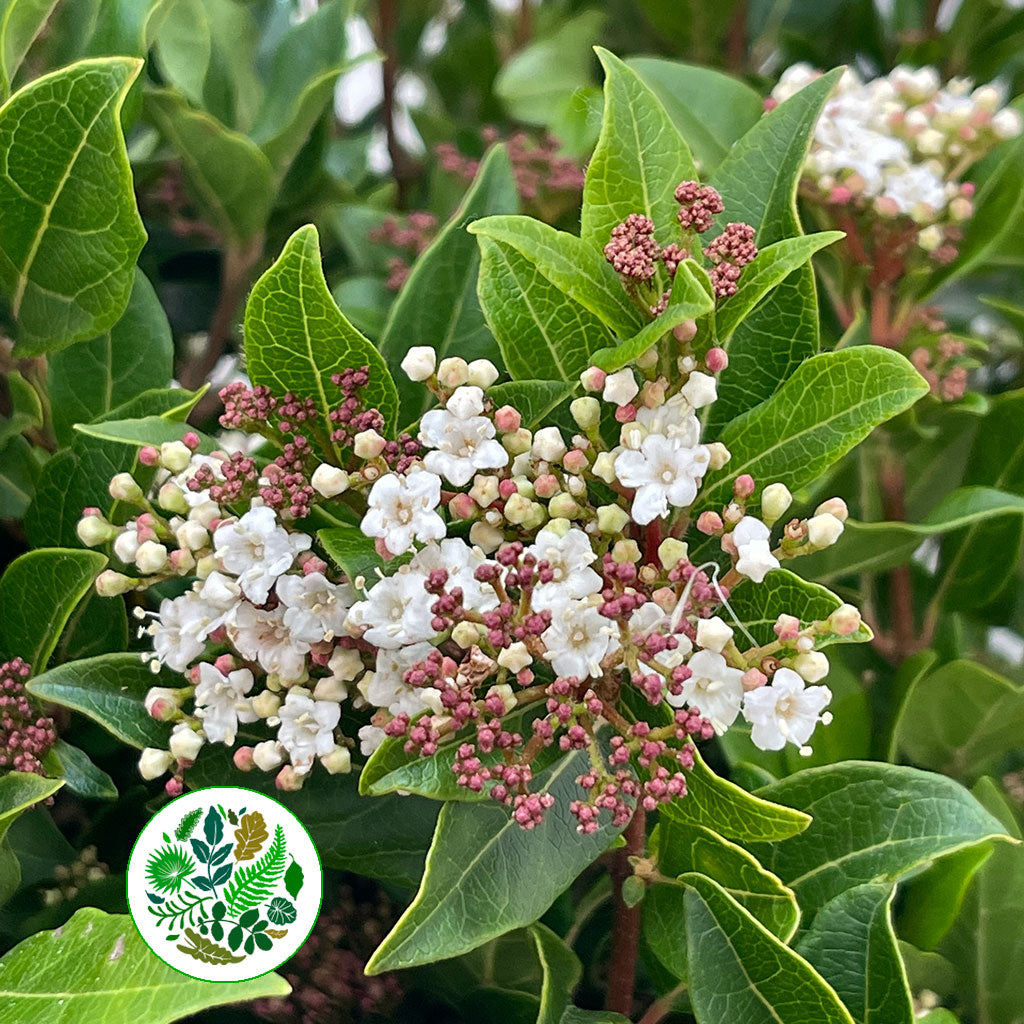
[233,811,269,861]
[265,928,288,939]
[176,927,246,964]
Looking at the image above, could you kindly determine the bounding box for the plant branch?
[880,454,919,658]
[638,982,688,1024]
[378,0,416,209]
[605,804,646,1016]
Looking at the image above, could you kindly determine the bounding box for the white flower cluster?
[773,63,1022,255]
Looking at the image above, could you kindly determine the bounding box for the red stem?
[605,805,646,1015]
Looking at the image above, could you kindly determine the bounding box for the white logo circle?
[127,786,322,982]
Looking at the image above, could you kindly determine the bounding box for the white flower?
[360,641,436,716]
[401,345,437,381]
[603,369,639,406]
[229,603,311,681]
[277,690,340,774]
[628,602,692,678]
[276,572,353,643]
[418,390,508,486]
[151,592,225,671]
[361,471,446,554]
[743,668,832,751]
[732,516,780,583]
[345,571,436,649]
[198,571,242,610]
[408,538,499,612]
[635,395,701,443]
[680,371,717,409]
[675,649,743,733]
[358,724,388,757]
[193,663,258,745]
[213,506,310,604]
[695,615,734,653]
[614,434,710,525]
[542,601,619,679]
[526,527,602,611]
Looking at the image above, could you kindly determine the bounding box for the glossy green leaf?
[728,569,873,646]
[318,524,404,587]
[626,58,762,172]
[43,739,117,801]
[0,907,288,1021]
[0,57,146,354]
[74,416,214,451]
[476,237,613,383]
[797,884,913,1024]
[48,269,173,446]
[581,48,696,246]
[0,370,42,448]
[0,435,42,519]
[698,348,929,512]
[27,653,178,749]
[706,70,841,431]
[245,224,398,451]
[486,381,578,429]
[748,762,1011,920]
[0,548,106,671]
[532,923,582,1024]
[146,0,210,107]
[379,146,518,424]
[892,659,1024,783]
[365,750,629,973]
[660,747,810,842]
[0,772,63,905]
[145,87,275,243]
[0,0,61,98]
[682,872,854,1024]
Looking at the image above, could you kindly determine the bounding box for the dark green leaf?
[42,739,117,801]
[486,381,578,430]
[0,772,64,906]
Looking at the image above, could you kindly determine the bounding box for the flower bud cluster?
[0,658,57,775]
[369,212,439,291]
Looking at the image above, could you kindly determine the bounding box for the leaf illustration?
[204,806,224,846]
[267,898,296,925]
[284,858,304,900]
[176,927,246,964]
[265,928,288,939]
[228,809,239,825]
[175,808,202,841]
[145,844,196,895]
[223,825,287,916]
[233,811,269,862]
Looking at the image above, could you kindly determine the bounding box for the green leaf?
[223,825,286,916]
[0,772,63,906]
[43,739,117,801]
[560,1012,631,1024]
[0,548,106,671]
[939,778,1024,1024]
[0,907,288,1020]
[796,486,1024,581]
[318,524,402,587]
[626,58,762,173]
[470,215,642,338]
[146,0,210,108]
[245,224,398,450]
[715,232,845,342]
[728,569,873,646]
[698,348,929,512]
[476,237,613,384]
[284,858,304,901]
[487,381,578,430]
[660,747,810,842]
[0,57,146,354]
[706,69,842,431]
[365,750,630,973]
[581,48,696,246]
[0,369,42,447]
[27,653,178,749]
[682,872,854,1024]
[796,884,913,1024]
[532,923,582,1024]
[747,762,1011,921]
[48,269,173,446]
[892,659,1024,784]
[0,435,42,519]
[74,416,214,451]
[0,0,61,99]
[145,86,275,243]
[378,146,519,423]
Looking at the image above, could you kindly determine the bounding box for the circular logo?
[127,786,322,982]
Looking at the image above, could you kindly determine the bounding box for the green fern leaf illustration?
[222,824,286,916]
[174,808,203,841]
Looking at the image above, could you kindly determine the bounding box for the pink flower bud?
[614,403,637,423]
[733,474,755,500]
[673,319,698,343]
[579,366,606,392]
[534,474,560,499]
[773,614,800,641]
[741,668,767,691]
[829,185,853,205]
[494,406,521,433]
[562,449,588,473]
[448,493,477,520]
[374,536,396,560]
[828,603,862,636]
[301,554,329,575]
[275,765,305,791]
[214,653,235,674]
[705,347,729,373]
[165,777,183,797]
[183,432,201,451]
[696,510,723,535]
[138,446,160,466]
[233,746,255,771]
[498,479,518,499]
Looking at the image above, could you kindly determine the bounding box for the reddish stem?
[605,805,646,1015]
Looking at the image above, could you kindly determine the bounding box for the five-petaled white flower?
[674,648,744,733]
[277,690,341,774]
[542,600,619,679]
[346,571,436,649]
[614,434,711,525]
[408,538,500,612]
[276,572,353,644]
[229,603,311,681]
[732,516,780,583]
[360,641,438,716]
[742,667,833,751]
[419,386,508,486]
[213,506,310,604]
[150,592,227,671]
[360,471,446,555]
[193,663,258,745]
[526,527,602,611]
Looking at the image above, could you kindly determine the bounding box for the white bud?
[916,128,945,155]
[972,84,1002,113]
[437,356,469,388]
[109,472,143,503]
[445,384,485,419]
[467,359,499,388]
[400,345,436,381]
[917,224,944,252]
[497,641,532,673]
[76,515,115,547]
[95,569,135,597]
[815,497,849,521]
[706,442,731,470]
[470,520,505,553]
[311,464,350,497]
[470,474,500,508]
[113,530,140,564]
[603,369,639,407]
[696,616,734,653]
[760,483,793,525]
[138,747,174,780]
[320,745,352,775]
[190,500,220,528]
[329,646,364,681]
[570,396,601,430]
[807,513,845,548]
[791,650,830,682]
[312,676,348,702]
[159,441,192,473]
[353,429,386,459]
[452,620,484,648]
[251,690,282,718]
[681,370,718,409]
[157,481,190,515]
[175,521,209,552]
[252,740,285,772]
[135,541,169,575]
[991,107,1022,139]
[169,724,204,762]
[532,426,566,463]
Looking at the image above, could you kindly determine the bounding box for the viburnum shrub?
[0,25,1020,1024]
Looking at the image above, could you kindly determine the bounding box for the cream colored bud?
[329,646,364,681]
[612,539,642,564]
[76,515,116,547]
[253,740,284,772]
[467,359,499,388]
[792,650,829,682]
[469,474,500,508]
[320,745,352,775]
[135,541,169,575]
[437,356,469,388]
[592,451,617,484]
[311,464,350,497]
[706,442,731,470]
[532,426,567,463]
[176,521,209,552]
[354,429,387,459]
[470,521,505,553]
[807,512,845,548]
[401,346,437,381]
[603,369,639,406]
[917,224,944,251]
[657,538,689,570]
[543,517,571,538]
[169,724,204,762]
[681,370,717,409]
[570,396,601,431]
[548,493,580,519]
[636,345,659,370]
[109,472,143,503]
[761,482,793,525]
[620,421,647,450]
[138,748,174,780]
[815,497,849,521]
[158,482,190,514]
[251,690,282,718]
[95,570,135,597]
[160,441,192,473]
[828,603,863,636]
[497,642,532,673]
[452,620,484,649]
[502,427,533,455]
[597,504,631,534]
[696,616,733,653]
